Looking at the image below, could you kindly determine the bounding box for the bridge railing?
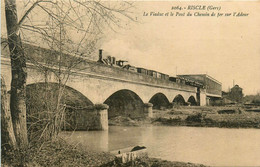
[1,41,197,93]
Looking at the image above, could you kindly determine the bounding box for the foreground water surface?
[61,126,260,166]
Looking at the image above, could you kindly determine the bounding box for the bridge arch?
[26,82,93,110]
[26,82,94,139]
[187,96,197,106]
[103,89,144,119]
[149,92,170,109]
[172,94,186,105]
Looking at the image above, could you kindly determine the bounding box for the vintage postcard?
[1,0,260,166]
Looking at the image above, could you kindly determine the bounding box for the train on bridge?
[97,49,205,89]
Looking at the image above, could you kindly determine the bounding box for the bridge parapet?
[1,40,197,93]
[78,60,197,93]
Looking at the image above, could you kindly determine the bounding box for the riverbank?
[1,138,114,167]
[101,157,207,167]
[153,106,260,129]
[1,138,207,167]
[109,106,260,129]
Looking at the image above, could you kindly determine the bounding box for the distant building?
[228,85,243,102]
[177,74,222,105]
[220,91,235,105]
[222,91,229,97]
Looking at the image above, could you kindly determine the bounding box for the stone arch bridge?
[1,57,202,103]
[1,53,206,130]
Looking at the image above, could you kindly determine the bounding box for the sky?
[100,1,260,95]
[1,1,260,95]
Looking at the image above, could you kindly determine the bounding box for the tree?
[3,0,134,149]
[1,75,17,152]
[5,0,28,149]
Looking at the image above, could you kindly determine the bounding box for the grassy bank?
[2,138,207,167]
[101,158,207,167]
[152,106,260,129]
[1,138,114,167]
[108,106,260,129]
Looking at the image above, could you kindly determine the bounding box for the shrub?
[217,110,236,114]
[186,113,203,122]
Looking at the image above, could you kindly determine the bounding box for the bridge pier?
[144,103,153,118]
[64,103,108,131]
[200,91,207,106]
[95,104,109,130]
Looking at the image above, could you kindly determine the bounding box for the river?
[60,126,260,166]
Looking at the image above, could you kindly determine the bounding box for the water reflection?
[61,126,260,166]
[61,130,109,151]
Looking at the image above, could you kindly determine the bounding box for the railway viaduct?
[1,43,209,130]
